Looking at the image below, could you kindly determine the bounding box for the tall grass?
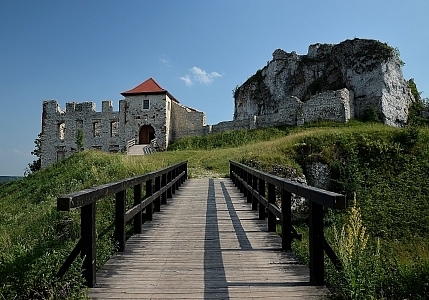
[2,122,429,298]
[0,151,182,299]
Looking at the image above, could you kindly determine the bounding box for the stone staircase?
[127,144,156,156]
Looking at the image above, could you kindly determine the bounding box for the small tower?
[120,78,178,149]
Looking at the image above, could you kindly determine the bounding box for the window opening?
[110,120,119,137]
[58,122,66,140]
[143,99,150,110]
[93,120,102,137]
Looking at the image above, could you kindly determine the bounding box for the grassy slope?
[1,121,428,298]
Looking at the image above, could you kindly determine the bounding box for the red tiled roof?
[121,78,166,95]
[121,78,178,102]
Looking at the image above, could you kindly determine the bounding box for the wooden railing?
[230,160,346,286]
[56,161,188,287]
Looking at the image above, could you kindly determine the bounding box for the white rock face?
[234,38,414,127]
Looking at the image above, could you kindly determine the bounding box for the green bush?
[291,127,429,298]
[361,106,380,123]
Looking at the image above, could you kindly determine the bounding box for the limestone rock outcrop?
[234,39,415,127]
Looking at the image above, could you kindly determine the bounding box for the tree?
[407,79,428,125]
[76,128,84,151]
[26,133,42,175]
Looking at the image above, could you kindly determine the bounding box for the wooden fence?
[230,160,346,285]
[56,161,188,287]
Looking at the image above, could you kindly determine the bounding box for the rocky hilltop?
[234,39,415,127]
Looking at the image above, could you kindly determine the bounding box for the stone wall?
[41,100,120,168]
[210,117,256,133]
[170,101,206,141]
[206,88,354,133]
[302,88,354,123]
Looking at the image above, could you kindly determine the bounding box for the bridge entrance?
[139,125,155,144]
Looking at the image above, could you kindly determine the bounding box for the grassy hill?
[1,121,428,299]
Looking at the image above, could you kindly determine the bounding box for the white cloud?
[159,55,170,66]
[180,67,222,86]
[179,74,193,86]
[190,67,221,84]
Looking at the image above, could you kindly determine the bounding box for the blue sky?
[1,0,428,176]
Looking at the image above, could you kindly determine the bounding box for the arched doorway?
[139,125,155,144]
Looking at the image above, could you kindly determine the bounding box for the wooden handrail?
[229,160,346,286]
[56,161,188,287]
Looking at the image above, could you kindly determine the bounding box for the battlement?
[102,101,113,112]
[43,100,117,116]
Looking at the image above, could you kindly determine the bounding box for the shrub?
[361,106,380,122]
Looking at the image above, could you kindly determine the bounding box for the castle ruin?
[41,78,206,167]
[40,39,415,168]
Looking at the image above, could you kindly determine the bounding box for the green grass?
[1,121,429,299]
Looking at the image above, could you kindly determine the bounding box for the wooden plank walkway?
[88,178,328,299]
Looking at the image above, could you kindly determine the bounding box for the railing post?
[172,168,177,195]
[251,175,258,210]
[182,163,187,184]
[230,162,233,182]
[146,179,153,221]
[238,167,244,193]
[282,189,292,250]
[243,170,248,197]
[115,190,126,252]
[172,168,177,193]
[246,172,252,203]
[178,165,183,187]
[309,201,324,285]
[161,173,167,204]
[133,184,142,234]
[267,182,276,232]
[81,202,96,287]
[167,170,172,198]
[258,179,265,220]
[154,176,161,212]
[232,163,237,185]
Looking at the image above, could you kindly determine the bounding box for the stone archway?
[139,125,155,144]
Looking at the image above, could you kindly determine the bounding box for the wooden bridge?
[57,161,346,299]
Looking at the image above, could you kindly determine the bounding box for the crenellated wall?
[41,100,120,168]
